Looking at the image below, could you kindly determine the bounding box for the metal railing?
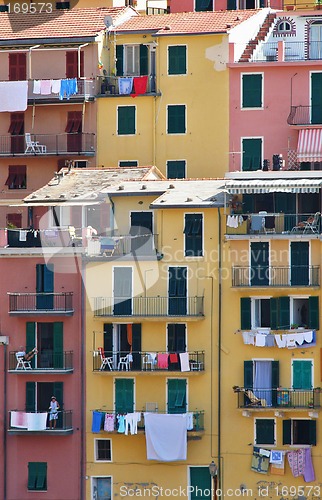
[93,409,204,432]
[232,266,320,287]
[8,292,74,313]
[247,41,322,63]
[93,296,204,317]
[226,213,321,235]
[27,78,97,100]
[235,387,321,409]
[0,133,95,156]
[287,105,322,126]
[9,350,73,371]
[93,350,205,372]
[97,74,157,96]
[8,409,73,431]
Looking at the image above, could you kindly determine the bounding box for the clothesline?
[32,78,78,100]
[237,329,316,349]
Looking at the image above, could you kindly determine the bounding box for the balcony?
[226,213,321,236]
[93,296,204,319]
[93,409,205,434]
[232,266,320,287]
[8,292,74,315]
[0,133,95,157]
[93,350,205,373]
[234,387,321,411]
[27,78,97,102]
[8,351,73,373]
[287,105,322,126]
[8,410,73,434]
[247,41,322,63]
[98,75,157,97]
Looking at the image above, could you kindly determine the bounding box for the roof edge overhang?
[0,36,96,48]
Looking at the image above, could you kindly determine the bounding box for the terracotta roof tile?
[0,7,134,41]
[112,10,260,35]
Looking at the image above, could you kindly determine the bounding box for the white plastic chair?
[118,353,132,371]
[25,133,46,154]
[97,347,113,371]
[15,352,32,370]
[142,353,154,371]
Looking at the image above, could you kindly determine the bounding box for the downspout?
[217,207,222,499]
[3,341,7,500]
[109,197,115,235]
[28,44,40,79]
[80,258,86,500]
[78,44,89,79]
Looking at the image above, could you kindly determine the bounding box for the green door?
[242,138,262,171]
[115,378,134,413]
[251,242,269,286]
[311,73,322,124]
[291,242,309,286]
[292,360,312,390]
[275,193,296,231]
[190,467,212,500]
[167,378,187,414]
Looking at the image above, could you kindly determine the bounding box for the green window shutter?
[279,296,290,329]
[271,360,279,406]
[292,360,312,390]
[185,214,202,256]
[53,322,63,369]
[309,420,317,446]
[227,0,236,8]
[115,378,134,413]
[119,161,138,167]
[116,45,124,76]
[44,264,54,292]
[28,463,37,490]
[242,138,262,172]
[255,419,274,445]
[35,463,47,490]
[190,467,211,500]
[240,298,251,330]
[282,420,291,445]
[26,381,36,411]
[195,0,213,11]
[167,379,186,413]
[168,46,186,75]
[53,382,63,408]
[167,105,186,134]
[167,160,186,179]
[139,44,148,75]
[118,106,135,135]
[36,264,43,293]
[103,324,113,358]
[132,324,142,370]
[270,298,278,330]
[244,360,253,389]
[26,322,36,368]
[242,194,255,214]
[242,74,262,108]
[309,296,319,330]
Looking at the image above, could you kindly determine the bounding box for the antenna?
[104,15,113,29]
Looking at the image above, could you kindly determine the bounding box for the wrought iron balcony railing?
[0,133,95,156]
[93,350,205,372]
[93,296,204,318]
[235,387,321,409]
[93,409,205,432]
[287,105,322,126]
[226,213,321,235]
[98,75,157,96]
[232,266,320,287]
[27,78,97,101]
[8,292,74,314]
[9,350,73,372]
[8,409,73,432]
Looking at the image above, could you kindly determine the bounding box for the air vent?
[56,1,70,9]
[74,160,88,169]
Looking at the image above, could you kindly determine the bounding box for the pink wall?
[229,64,318,171]
[0,256,83,500]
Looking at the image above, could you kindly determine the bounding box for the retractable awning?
[226,179,322,194]
[297,128,322,162]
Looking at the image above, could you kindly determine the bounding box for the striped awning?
[297,128,322,162]
[226,179,322,194]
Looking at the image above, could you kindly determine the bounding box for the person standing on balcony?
[48,396,60,429]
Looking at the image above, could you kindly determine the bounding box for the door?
[167,324,186,371]
[130,212,153,255]
[115,378,134,413]
[168,267,187,315]
[9,113,24,154]
[291,242,309,286]
[36,323,63,369]
[250,242,269,286]
[310,23,322,61]
[36,264,54,310]
[189,468,212,500]
[167,378,187,414]
[66,111,82,153]
[275,193,296,232]
[292,360,312,390]
[113,267,132,315]
[311,73,322,124]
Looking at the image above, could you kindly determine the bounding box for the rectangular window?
[115,378,134,413]
[28,462,47,491]
[119,160,138,167]
[124,45,140,75]
[9,53,26,81]
[116,45,148,77]
[168,46,187,75]
[195,0,213,11]
[92,477,112,500]
[6,213,22,228]
[117,106,136,135]
[9,112,24,154]
[255,419,275,445]
[36,264,54,310]
[184,213,203,256]
[66,50,84,78]
[167,105,186,134]
[167,378,187,413]
[283,419,316,446]
[5,165,26,189]
[242,74,263,108]
[167,160,186,179]
[242,138,262,171]
[95,439,112,461]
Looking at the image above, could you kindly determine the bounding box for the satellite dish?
[104,15,113,28]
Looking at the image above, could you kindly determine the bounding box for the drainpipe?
[28,45,40,79]
[78,44,88,79]
[1,337,8,500]
[80,259,86,500]
[217,207,222,498]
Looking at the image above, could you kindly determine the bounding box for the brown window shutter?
[9,53,26,81]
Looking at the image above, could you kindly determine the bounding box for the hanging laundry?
[270,450,283,464]
[157,353,168,369]
[251,447,269,474]
[33,80,41,94]
[287,449,305,478]
[125,412,141,435]
[274,334,287,348]
[303,447,315,483]
[40,80,52,95]
[144,413,187,461]
[186,412,194,431]
[51,79,61,94]
[104,413,115,432]
[10,411,28,429]
[119,77,133,95]
[255,334,266,347]
[242,332,254,345]
[169,353,178,363]
[27,412,47,431]
[117,415,126,433]
[0,81,28,112]
[270,451,285,475]
[179,352,190,372]
[131,76,148,97]
[92,411,104,433]
[265,335,275,347]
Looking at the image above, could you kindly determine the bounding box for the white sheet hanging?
[0,81,28,112]
[144,413,187,461]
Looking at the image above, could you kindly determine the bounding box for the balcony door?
[244,360,279,407]
[168,267,187,316]
[130,211,153,255]
[309,23,322,61]
[26,322,63,369]
[311,72,322,124]
[291,242,309,286]
[26,381,63,428]
[250,242,269,286]
[66,111,82,153]
[104,323,141,370]
[36,264,54,310]
[113,267,132,315]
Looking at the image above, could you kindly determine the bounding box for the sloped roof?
[111,9,260,36]
[0,7,135,42]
